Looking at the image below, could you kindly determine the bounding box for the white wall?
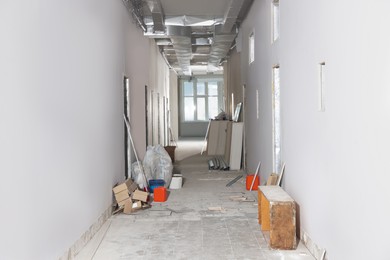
[224,49,243,120]
[124,14,150,159]
[238,0,390,259]
[0,1,150,259]
[147,40,171,147]
[169,70,179,142]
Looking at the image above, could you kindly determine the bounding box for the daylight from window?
[181,77,224,122]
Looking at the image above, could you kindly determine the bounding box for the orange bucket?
[154,187,167,202]
[246,174,259,190]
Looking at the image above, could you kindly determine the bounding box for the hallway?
[75,146,314,260]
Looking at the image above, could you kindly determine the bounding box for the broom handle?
[249,161,261,191]
[123,115,149,192]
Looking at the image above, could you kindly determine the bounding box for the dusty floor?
[75,139,315,260]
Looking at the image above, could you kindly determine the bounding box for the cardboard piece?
[113,179,134,194]
[113,179,139,206]
[123,199,142,214]
[113,179,151,215]
[112,179,137,203]
[123,198,133,214]
[132,201,142,210]
[132,190,148,202]
[114,190,130,203]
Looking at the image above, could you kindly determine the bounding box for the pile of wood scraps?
[112,178,150,214]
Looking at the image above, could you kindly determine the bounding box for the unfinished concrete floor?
[75,140,315,260]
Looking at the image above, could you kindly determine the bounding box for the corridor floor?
[75,146,315,260]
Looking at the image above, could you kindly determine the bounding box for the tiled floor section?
[75,154,315,260]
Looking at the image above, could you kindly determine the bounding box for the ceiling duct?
[207,0,253,70]
[122,0,147,32]
[145,0,165,32]
[222,0,245,33]
[134,0,254,75]
[207,24,237,70]
[167,26,192,75]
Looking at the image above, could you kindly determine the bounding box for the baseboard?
[59,205,113,260]
[300,228,327,260]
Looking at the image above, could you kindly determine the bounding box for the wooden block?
[259,186,296,250]
[270,202,296,249]
[260,193,270,231]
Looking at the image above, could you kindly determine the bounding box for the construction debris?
[208,156,229,171]
[208,206,225,212]
[229,196,255,202]
[226,175,243,187]
[112,178,150,214]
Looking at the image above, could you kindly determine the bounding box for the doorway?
[123,76,130,178]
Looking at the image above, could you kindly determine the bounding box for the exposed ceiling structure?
[123,0,253,75]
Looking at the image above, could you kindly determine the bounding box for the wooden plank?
[216,121,229,155]
[207,121,220,155]
[229,122,244,170]
[224,121,233,163]
[266,173,278,185]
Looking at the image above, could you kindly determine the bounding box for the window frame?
[180,77,224,122]
[272,0,280,43]
[249,30,255,64]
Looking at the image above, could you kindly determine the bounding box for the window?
[272,0,280,42]
[249,31,255,64]
[272,65,281,173]
[181,77,224,122]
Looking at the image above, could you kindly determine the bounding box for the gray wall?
[235,0,390,259]
[179,122,209,137]
[0,1,151,259]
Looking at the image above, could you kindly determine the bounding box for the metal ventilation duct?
[145,0,165,32]
[122,0,147,32]
[124,0,253,75]
[222,0,245,33]
[167,26,192,75]
[208,24,237,69]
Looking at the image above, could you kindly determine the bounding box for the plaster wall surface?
[238,0,390,259]
[0,0,151,259]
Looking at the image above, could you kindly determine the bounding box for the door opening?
[123,76,130,178]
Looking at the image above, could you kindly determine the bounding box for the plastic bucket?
[246,174,260,190]
[149,179,165,193]
[154,187,167,202]
[169,174,183,189]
